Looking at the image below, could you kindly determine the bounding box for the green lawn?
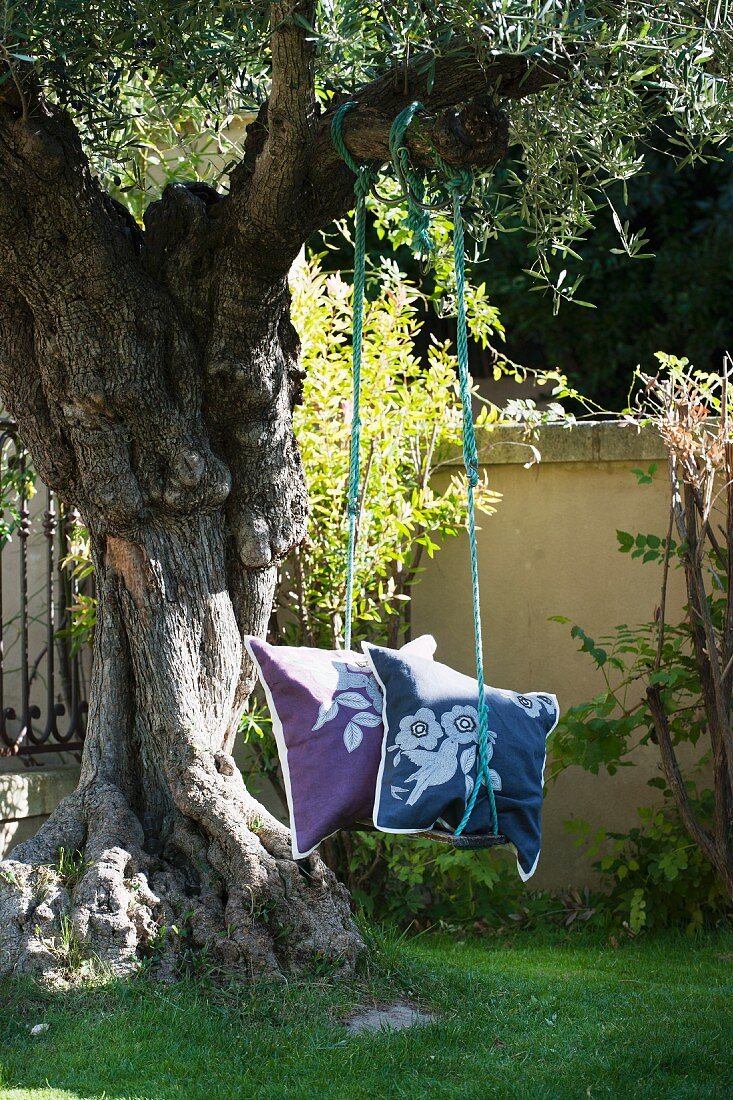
[1,928,732,1100]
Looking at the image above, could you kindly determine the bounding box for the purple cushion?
[244,635,437,858]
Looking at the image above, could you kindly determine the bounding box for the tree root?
[0,773,363,982]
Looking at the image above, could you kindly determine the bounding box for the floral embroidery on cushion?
[494,688,544,719]
[441,704,480,743]
[394,707,443,752]
[387,704,503,807]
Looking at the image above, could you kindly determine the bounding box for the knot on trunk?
[435,101,509,167]
[106,536,154,608]
[214,752,236,776]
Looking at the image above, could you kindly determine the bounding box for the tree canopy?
[3,2,732,296]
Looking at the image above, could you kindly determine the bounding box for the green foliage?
[0,446,34,547]
[479,141,733,406]
[53,847,89,891]
[566,793,731,935]
[552,427,733,931]
[280,254,502,647]
[338,832,536,926]
[548,505,707,784]
[57,520,96,654]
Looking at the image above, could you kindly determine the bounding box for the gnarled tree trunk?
[0,4,541,978]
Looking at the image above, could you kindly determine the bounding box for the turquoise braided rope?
[386,107,498,837]
[333,102,499,838]
[388,102,433,257]
[331,103,377,652]
[447,181,499,839]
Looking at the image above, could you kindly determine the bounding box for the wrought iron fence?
[0,420,89,761]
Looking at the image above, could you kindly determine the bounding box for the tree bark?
[0,82,358,978]
[0,10,557,978]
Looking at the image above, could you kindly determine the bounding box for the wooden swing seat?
[347,821,508,850]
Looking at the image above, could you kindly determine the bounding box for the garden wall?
[411,420,684,889]
[2,422,686,891]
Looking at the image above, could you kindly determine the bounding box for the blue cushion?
[363,643,559,880]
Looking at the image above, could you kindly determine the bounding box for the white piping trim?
[517,691,560,882]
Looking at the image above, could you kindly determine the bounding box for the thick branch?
[365,48,567,112]
[232,42,563,273]
[231,2,317,242]
[306,98,509,232]
[0,98,229,530]
[646,684,719,869]
[303,45,564,227]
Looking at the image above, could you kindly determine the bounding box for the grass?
[1,926,732,1100]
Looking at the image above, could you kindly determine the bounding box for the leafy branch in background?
[282,254,504,649]
[58,521,96,656]
[0,448,34,547]
[552,354,733,931]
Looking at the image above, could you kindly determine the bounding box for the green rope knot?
[435,152,474,200]
[388,102,433,257]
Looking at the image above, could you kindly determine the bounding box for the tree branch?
[369,48,567,112]
[646,683,719,870]
[230,2,317,245]
[230,41,564,270]
[301,46,564,230]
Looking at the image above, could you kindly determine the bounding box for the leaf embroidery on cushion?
[336,691,370,710]
[312,700,339,731]
[352,710,381,727]
[310,661,383,743]
[343,721,363,753]
[460,746,476,774]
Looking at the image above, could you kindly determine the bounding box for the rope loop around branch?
[330,101,378,201]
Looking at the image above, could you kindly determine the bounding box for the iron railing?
[0,420,89,761]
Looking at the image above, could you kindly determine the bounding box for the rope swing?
[330,100,501,842]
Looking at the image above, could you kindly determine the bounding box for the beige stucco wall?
[412,421,685,889]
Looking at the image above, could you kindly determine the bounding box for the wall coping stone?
[0,766,80,822]
[462,420,666,467]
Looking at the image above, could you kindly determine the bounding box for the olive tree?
[0,1,731,978]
